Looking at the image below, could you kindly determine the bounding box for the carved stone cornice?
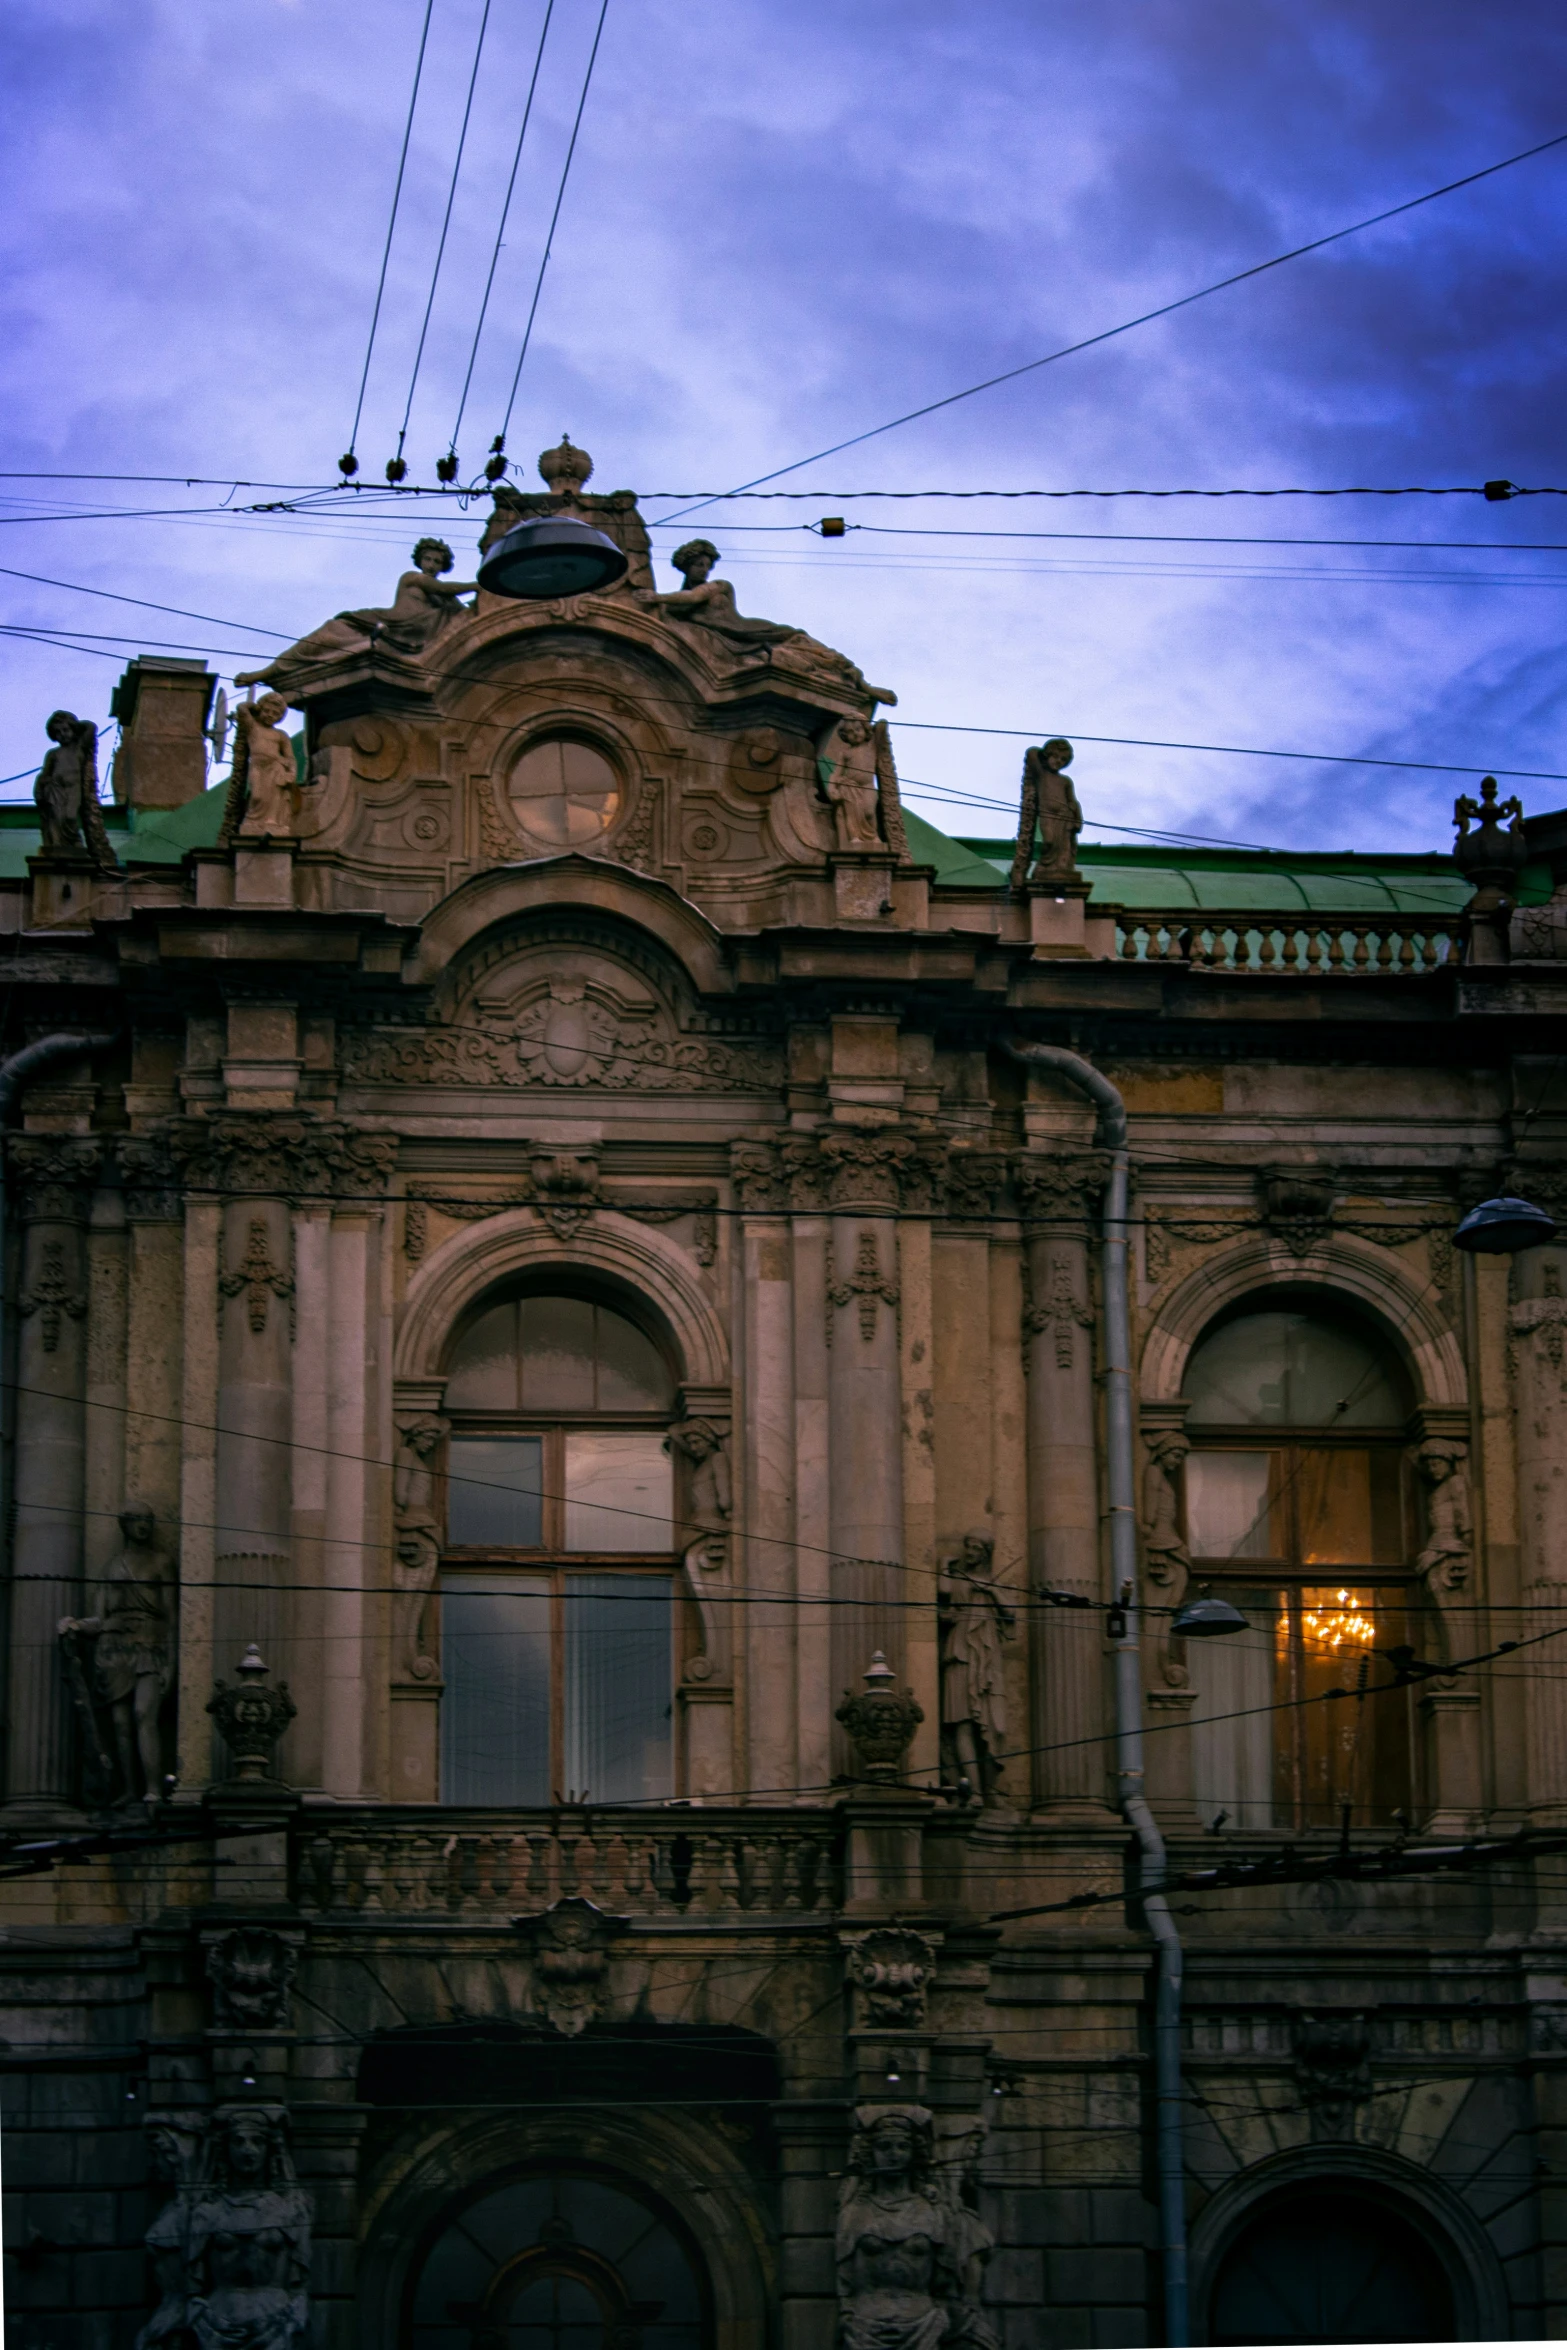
[167,1116,398,1203]
[8,1136,103,1223]
[403,1171,717,1264]
[1011,1149,1112,1228]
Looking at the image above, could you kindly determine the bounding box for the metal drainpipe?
[0,1033,119,1570]
[1003,1038,1189,2347]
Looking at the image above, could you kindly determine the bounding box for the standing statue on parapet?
[938,1530,1015,1807]
[1009,737,1082,892]
[58,1505,175,1806]
[224,695,299,841]
[819,715,884,848]
[34,710,118,867]
[234,538,475,690]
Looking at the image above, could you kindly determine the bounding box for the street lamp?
[1171,1593,1251,1638]
[1453,1193,1558,1254]
[476,515,628,599]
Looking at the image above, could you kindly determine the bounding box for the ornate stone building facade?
[3,443,1567,2348]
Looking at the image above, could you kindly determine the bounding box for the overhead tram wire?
[342,0,437,482]
[446,0,558,480]
[388,0,496,487]
[496,0,611,446]
[3,559,1555,798]
[6,473,1567,500]
[891,720,1567,786]
[655,126,1567,527]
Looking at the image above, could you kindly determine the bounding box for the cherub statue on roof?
[1009,737,1082,892]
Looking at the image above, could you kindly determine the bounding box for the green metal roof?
[947,834,1551,912]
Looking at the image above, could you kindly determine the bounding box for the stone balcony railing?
[1113,910,1462,971]
[292,1807,843,1921]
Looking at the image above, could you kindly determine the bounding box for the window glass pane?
[1186,1451,1276,1559]
[564,1432,672,1551]
[444,1300,519,1409]
[1190,1590,1280,1830]
[1296,1584,1412,1826]
[595,1305,674,1412]
[1295,1449,1375,1566]
[519,1295,596,1413]
[1184,1309,1409,1428]
[564,1574,672,1803]
[448,1436,543,1547]
[440,1573,550,1804]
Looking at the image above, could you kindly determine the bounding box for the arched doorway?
[407,2168,709,2350]
[1207,2184,1454,2344]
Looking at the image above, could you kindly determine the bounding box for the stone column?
[83,1187,128,1575]
[1512,1226,1567,1824]
[214,1193,294,1673]
[1014,1151,1112,1813]
[739,1172,798,1803]
[117,1134,186,1527]
[819,1131,922,1771]
[322,1208,375,1799]
[5,1139,101,1811]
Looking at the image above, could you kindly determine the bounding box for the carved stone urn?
[836,1652,923,1783]
[207,1646,297,1783]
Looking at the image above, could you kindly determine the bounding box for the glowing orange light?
[1302,1587,1377,1652]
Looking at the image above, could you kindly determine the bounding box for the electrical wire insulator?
[435,451,459,484]
[337,452,359,479]
[484,452,508,483]
[1484,480,1520,501]
[385,456,409,485]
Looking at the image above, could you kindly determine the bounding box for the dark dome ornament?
[1454,1192,1558,1253]
[478,515,628,599]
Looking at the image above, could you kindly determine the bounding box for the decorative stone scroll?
[344,982,782,1094]
[19,1238,87,1350]
[828,1229,901,1343]
[512,1897,626,2036]
[205,1927,298,2031]
[845,1927,939,2030]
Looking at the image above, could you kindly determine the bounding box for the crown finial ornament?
[207,1645,297,1784]
[538,436,594,497]
[836,1651,923,1783]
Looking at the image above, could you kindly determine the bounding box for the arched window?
[1180,1297,1416,1831]
[439,1288,679,1807]
[1207,2184,1455,2343]
[408,2170,708,2349]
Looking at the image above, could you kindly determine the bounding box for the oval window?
[508,735,621,847]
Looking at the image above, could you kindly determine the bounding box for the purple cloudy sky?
[1,0,1564,852]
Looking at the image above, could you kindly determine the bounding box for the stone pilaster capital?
[817,1126,946,1212]
[1011,1148,1113,1228]
[170,1114,398,1205]
[116,1129,184,1222]
[730,1138,789,1214]
[8,1135,104,1223]
[939,1147,1006,1223]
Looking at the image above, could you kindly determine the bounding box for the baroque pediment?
[343,926,781,1095]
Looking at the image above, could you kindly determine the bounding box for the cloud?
[0,0,1562,845]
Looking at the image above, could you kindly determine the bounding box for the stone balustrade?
[292,1806,842,1919]
[1114,911,1461,971]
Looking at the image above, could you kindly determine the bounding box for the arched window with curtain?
[437,1286,680,1807]
[1179,1295,1418,1832]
